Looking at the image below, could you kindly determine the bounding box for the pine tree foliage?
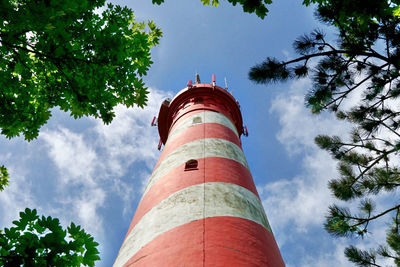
[0,208,100,266]
[249,0,400,265]
[344,246,378,267]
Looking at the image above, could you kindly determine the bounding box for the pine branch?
[321,63,390,110]
[350,204,400,228]
[281,50,388,67]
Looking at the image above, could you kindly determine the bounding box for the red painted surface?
[124,219,204,267]
[205,217,285,267]
[154,122,241,169]
[123,217,284,267]
[167,109,203,134]
[157,84,243,144]
[124,157,258,239]
[168,103,238,136]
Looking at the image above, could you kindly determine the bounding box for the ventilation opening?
[185,159,198,171]
[194,97,203,103]
[192,116,202,124]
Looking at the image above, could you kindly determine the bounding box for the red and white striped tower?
[114,75,285,266]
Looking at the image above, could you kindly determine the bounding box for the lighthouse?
[114,75,285,266]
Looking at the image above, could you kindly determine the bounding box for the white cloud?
[261,149,337,233]
[0,168,36,227]
[41,128,97,186]
[0,87,171,266]
[263,79,394,265]
[270,79,351,155]
[282,49,290,60]
[35,88,171,262]
[72,188,106,234]
[93,88,170,178]
[290,240,349,267]
[39,126,105,244]
[262,79,350,236]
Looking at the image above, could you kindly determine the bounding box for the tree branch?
[281,50,389,67]
[351,204,400,227]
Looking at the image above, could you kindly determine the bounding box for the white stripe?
[166,111,239,145]
[113,182,271,267]
[143,138,248,197]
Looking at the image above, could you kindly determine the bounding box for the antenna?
[151,116,157,126]
[158,139,163,150]
[224,77,228,90]
[195,70,201,84]
[212,74,216,86]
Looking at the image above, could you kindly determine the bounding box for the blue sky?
[0,1,392,266]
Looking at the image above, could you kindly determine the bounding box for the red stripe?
[168,109,203,134]
[123,217,284,267]
[169,105,237,136]
[204,217,284,267]
[154,122,241,169]
[124,157,258,241]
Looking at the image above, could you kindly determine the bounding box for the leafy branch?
[0,0,162,141]
[0,165,9,191]
[0,208,100,266]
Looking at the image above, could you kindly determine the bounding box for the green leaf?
[393,6,400,18]
[0,209,100,266]
[0,165,10,191]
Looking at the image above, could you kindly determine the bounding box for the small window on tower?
[192,116,202,124]
[194,97,203,104]
[185,159,198,171]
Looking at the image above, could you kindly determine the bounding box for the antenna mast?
[195,70,201,84]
